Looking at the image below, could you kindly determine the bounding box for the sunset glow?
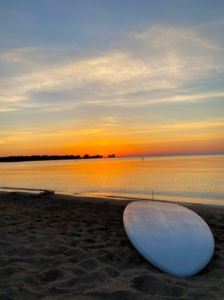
[0,1,224,157]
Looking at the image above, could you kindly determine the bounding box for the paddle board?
[123,201,214,277]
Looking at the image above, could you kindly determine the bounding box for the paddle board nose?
[123,201,214,277]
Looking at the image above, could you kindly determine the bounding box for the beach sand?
[0,191,224,299]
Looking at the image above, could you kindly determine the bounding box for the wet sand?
[0,191,224,299]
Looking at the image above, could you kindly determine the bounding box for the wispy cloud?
[0,47,36,62]
[0,22,224,111]
[100,118,224,136]
[1,117,223,146]
[0,107,19,112]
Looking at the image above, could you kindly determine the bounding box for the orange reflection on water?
[0,155,223,205]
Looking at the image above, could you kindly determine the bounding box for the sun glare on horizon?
[0,1,224,158]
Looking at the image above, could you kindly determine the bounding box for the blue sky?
[0,0,224,156]
[1,0,224,48]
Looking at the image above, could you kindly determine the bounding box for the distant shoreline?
[0,154,116,163]
[0,153,223,163]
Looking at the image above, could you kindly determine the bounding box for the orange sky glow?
[1,1,224,157]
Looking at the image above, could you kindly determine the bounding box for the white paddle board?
[123,201,214,277]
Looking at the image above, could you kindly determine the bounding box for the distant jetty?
[0,154,116,163]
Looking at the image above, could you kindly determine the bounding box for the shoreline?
[1,191,224,299]
[1,188,224,208]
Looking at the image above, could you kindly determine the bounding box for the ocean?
[0,154,223,206]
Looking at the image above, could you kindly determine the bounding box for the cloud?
[0,48,36,62]
[1,114,223,147]
[103,118,224,136]
[0,22,224,111]
[0,107,19,112]
[86,91,224,107]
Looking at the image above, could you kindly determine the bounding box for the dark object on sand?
[39,190,55,197]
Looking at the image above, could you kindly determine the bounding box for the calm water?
[0,155,223,206]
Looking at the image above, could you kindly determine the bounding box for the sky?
[0,0,224,157]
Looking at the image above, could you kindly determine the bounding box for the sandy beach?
[0,191,224,299]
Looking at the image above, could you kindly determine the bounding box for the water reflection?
[0,155,223,205]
